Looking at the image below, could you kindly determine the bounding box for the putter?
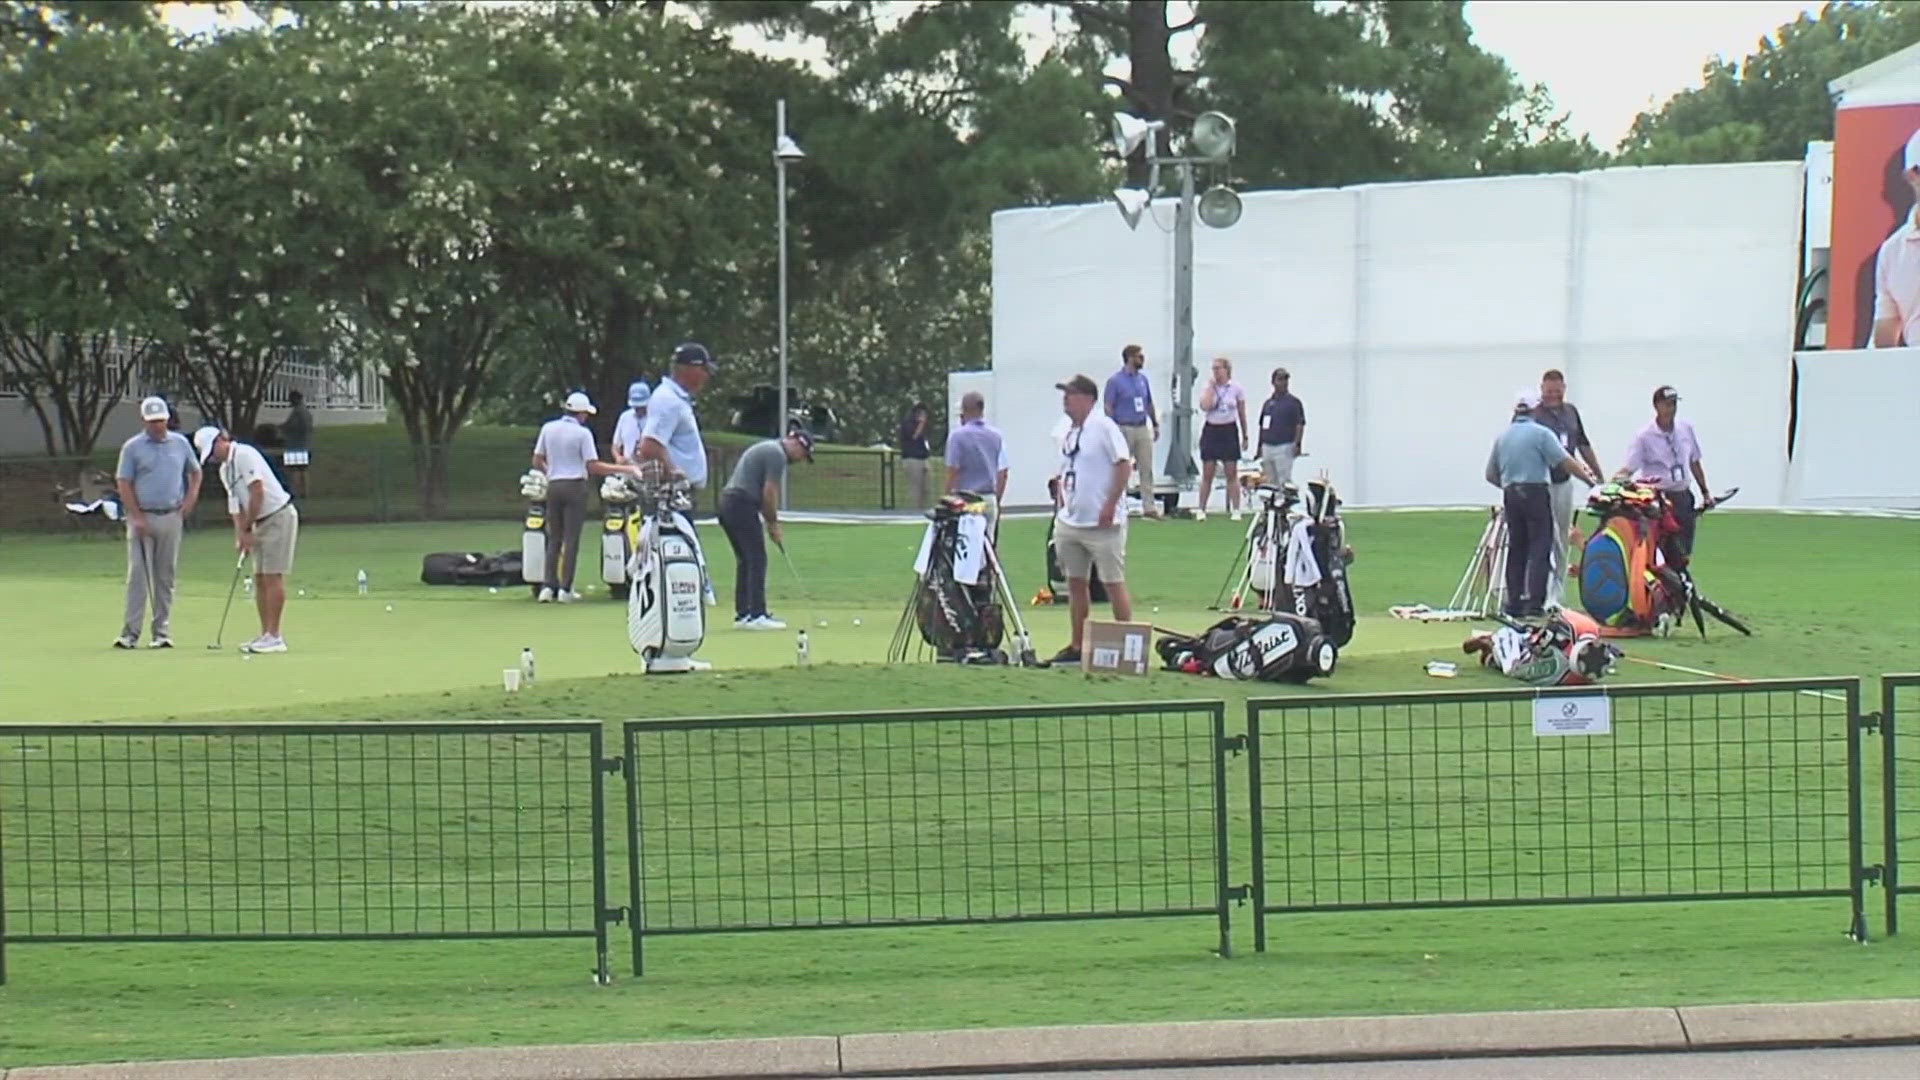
[209,551,247,650]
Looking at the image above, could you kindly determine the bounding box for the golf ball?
[385,604,394,612]
[818,619,828,627]
[488,587,499,594]
[297,589,306,597]
[1152,606,1160,613]
[852,617,862,626]
[242,653,253,661]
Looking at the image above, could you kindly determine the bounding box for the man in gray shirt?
[717,429,814,630]
[114,397,202,649]
[1486,391,1596,618]
[1531,369,1604,608]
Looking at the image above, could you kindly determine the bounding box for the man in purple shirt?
[1618,385,1714,556]
[1103,344,1162,518]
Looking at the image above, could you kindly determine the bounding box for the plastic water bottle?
[243,576,253,596]
[356,569,369,595]
[796,630,809,667]
[520,647,536,685]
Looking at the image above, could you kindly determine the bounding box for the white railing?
[0,335,384,411]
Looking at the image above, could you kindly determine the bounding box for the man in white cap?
[1872,129,1920,348]
[1485,391,1597,618]
[611,379,651,465]
[194,423,300,653]
[113,397,202,649]
[530,390,634,602]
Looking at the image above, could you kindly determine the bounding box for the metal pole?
[776,99,790,511]
[1166,160,1198,488]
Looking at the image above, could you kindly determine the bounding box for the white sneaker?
[537,587,555,603]
[111,633,138,650]
[557,590,579,603]
[736,615,782,631]
[1193,509,1208,521]
[241,635,287,654]
[148,634,174,649]
[1230,510,1244,522]
[754,615,788,630]
[733,615,757,629]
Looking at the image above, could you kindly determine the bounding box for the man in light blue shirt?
[640,343,715,487]
[113,396,202,649]
[1486,391,1597,618]
[611,380,651,464]
[1102,344,1161,517]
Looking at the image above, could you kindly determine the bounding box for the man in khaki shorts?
[196,426,300,654]
[1047,374,1135,666]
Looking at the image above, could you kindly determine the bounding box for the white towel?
[1282,518,1321,588]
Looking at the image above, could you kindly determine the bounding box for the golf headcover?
[519,470,549,500]
[600,475,638,504]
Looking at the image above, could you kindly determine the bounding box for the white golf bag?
[518,469,550,597]
[625,478,708,673]
[599,474,641,600]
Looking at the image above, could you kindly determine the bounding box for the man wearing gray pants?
[114,397,202,649]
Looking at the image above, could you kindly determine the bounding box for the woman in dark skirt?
[1196,356,1248,520]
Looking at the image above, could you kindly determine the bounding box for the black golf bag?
[1225,479,1355,646]
[892,492,1036,665]
[1156,612,1338,683]
[421,551,524,586]
[1290,479,1356,646]
[1041,476,1107,604]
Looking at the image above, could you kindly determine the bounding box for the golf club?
[209,551,246,650]
[1618,654,1844,702]
[774,537,818,627]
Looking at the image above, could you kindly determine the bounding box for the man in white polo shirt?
[1048,374,1135,666]
[532,390,634,603]
[195,425,299,654]
[1872,128,1920,348]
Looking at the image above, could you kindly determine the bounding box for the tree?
[1618,1,1920,164]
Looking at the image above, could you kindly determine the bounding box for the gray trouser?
[1547,479,1575,608]
[123,511,183,639]
[544,478,589,591]
[904,458,930,509]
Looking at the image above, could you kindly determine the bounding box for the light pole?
[774,99,804,509]
[1110,112,1241,502]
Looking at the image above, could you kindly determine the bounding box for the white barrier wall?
[990,162,1805,508]
[1786,349,1920,508]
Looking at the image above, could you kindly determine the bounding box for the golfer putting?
[716,428,815,630]
[194,425,300,654]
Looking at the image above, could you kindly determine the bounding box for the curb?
[5,1000,1917,1079]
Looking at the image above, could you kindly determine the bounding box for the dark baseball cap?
[1055,374,1098,399]
[1653,385,1680,405]
[787,427,816,462]
[672,341,717,370]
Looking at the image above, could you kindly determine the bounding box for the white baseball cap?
[1514,389,1541,411]
[1905,129,1920,173]
[139,396,170,422]
[563,391,596,415]
[192,425,222,464]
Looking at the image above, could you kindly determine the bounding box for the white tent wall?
[990,160,1804,509]
[1787,349,1920,508]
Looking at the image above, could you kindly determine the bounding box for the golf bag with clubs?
[1155,612,1338,683]
[624,469,708,673]
[890,491,1038,666]
[1038,476,1106,604]
[1577,480,1749,639]
[1461,609,1621,687]
[1214,478,1356,646]
[599,473,643,600]
[518,469,549,598]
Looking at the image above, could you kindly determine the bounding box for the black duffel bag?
[421,551,524,586]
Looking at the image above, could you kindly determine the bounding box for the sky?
[160,1,1832,151]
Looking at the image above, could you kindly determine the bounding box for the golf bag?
[1463,609,1620,687]
[1578,481,1748,639]
[1040,477,1107,604]
[518,469,549,597]
[1217,478,1356,646]
[891,492,1037,665]
[421,551,524,586]
[599,474,642,600]
[1155,612,1338,683]
[625,476,707,673]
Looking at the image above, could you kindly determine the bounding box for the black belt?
[140,507,178,515]
[1115,420,1148,428]
[1504,482,1548,490]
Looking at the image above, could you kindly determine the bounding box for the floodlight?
[774,134,805,162]
[1112,112,1164,159]
[1112,187,1151,231]
[1197,185,1242,229]
[1190,111,1236,160]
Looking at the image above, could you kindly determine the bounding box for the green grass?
[0,510,1917,1067]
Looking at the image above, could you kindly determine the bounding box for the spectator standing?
[1195,356,1248,520]
[281,389,312,497]
[1619,385,1714,557]
[717,429,815,631]
[112,397,202,649]
[1531,369,1604,608]
[1486,392,1597,618]
[611,380,651,465]
[943,391,1008,539]
[1255,368,1306,488]
[1103,344,1161,518]
[1048,374,1135,666]
[899,402,931,508]
[195,424,302,653]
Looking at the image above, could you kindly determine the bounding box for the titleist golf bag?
[1217,478,1356,646]
[624,472,709,673]
[890,491,1037,665]
[1155,612,1338,683]
[1462,609,1621,687]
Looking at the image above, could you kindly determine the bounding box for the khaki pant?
[253,504,300,576]
[904,458,930,509]
[1053,521,1127,583]
[123,511,183,640]
[1118,423,1159,514]
[1260,443,1299,487]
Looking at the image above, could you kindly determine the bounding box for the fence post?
[590,726,613,986]
[1,784,9,987]
[1211,704,1232,959]
[1886,677,1903,938]
[1246,701,1266,955]
[1848,678,1869,942]
[624,724,645,977]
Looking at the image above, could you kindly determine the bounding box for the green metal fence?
[0,722,617,984]
[621,702,1236,975]
[1884,674,1920,937]
[1245,679,1872,952]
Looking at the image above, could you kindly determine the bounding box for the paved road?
[866,1044,1920,1080]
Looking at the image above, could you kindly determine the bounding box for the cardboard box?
[1082,619,1153,676]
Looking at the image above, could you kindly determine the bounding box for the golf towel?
[913,514,989,586]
